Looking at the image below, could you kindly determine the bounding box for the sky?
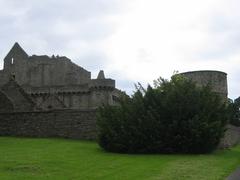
[0,0,239,99]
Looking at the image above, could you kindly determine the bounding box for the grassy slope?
[0,137,239,180]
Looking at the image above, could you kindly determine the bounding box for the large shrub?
[97,75,229,154]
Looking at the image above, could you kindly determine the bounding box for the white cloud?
[0,0,239,98]
[101,0,240,98]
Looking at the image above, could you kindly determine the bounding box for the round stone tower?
[180,70,228,98]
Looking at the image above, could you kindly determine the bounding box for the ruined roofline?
[28,54,91,74]
[29,54,71,60]
[4,42,29,59]
[5,42,90,74]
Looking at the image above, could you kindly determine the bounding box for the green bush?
[229,97,240,126]
[97,75,228,154]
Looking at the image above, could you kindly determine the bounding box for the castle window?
[11,58,14,64]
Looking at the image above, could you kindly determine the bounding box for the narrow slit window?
[11,58,14,64]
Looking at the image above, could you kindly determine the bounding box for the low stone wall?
[1,109,240,148]
[0,109,97,140]
[220,125,240,148]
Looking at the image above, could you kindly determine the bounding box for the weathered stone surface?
[0,43,124,140]
[180,70,228,98]
[0,109,97,140]
[219,125,240,149]
[1,78,35,111]
[0,43,121,111]
[97,70,105,79]
[0,90,14,113]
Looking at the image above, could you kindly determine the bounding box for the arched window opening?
[11,57,14,64]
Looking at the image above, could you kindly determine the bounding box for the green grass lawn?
[0,137,239,180]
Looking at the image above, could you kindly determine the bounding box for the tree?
[97,75,229,154]
[229,97,240,126]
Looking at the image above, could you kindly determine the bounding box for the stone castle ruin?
[0,43,122,139]
[0,43,238,146]
[0,42,120,112]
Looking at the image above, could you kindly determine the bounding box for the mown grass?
[0,137,239,180]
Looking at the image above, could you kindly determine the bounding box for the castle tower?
[3,42,29,85]
[4,42,28,70]
[180,70,228,98]
[89,70,115,107]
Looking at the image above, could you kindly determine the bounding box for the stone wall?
[0,43,120,111]
[1,80,35,112]
[0,109,97,140]
[0,91,14,113]
[2,43,91,87]
[220,125,240,148]
[1,108,240,148]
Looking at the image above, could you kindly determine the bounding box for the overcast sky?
[0,0,239,99]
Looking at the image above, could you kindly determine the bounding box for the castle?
[0,43,238,147]
[0,43,121,113]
